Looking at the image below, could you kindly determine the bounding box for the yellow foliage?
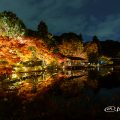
[85,42,98,56]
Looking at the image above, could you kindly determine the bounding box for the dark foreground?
[0,67,120,120]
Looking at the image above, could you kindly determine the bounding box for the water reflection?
[0,69,88,99]
[0,67,120,119]
[0,67,117,101]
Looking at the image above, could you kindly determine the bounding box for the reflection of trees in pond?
[62,70,86,77]
[87,67,120,93]
[0,67,114,101]
[84,79,98,91]
[87,67,114,92]
[59,75,88,97]
[97,67,113,76]
[88,67,113,79]
[88,69,99,80]
[0,70,89,100]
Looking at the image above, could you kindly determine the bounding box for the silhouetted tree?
[92,35,99,42]
[37,21,48,38]
[100,40,120,57]
[27,29,38,37]
[60,32,80,41]
[79,33,84,42]
[92,35,101,54]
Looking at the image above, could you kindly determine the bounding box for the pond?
[0,67,120,120]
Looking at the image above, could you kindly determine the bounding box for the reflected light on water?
[0,68,88,100]
[0,66,116,102]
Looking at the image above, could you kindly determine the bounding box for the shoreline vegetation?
[0,11,119,73]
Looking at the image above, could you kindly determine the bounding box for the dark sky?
[0,0,120,41]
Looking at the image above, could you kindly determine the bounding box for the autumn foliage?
[0,36,65,67]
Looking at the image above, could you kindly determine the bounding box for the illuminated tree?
[98,55,113,65]
[85,40,99,63]
[58,33,85,58]
[0,11,26,38]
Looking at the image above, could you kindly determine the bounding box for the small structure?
[64,56,88,68]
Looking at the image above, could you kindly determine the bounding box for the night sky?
[0,0,120,41]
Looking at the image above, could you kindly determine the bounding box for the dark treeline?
[27,20,120,59]
[100,40,120,58]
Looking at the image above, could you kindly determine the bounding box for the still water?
[0,67,120,120]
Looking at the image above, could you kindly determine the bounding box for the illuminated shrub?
[98,56,113,65]
[0,11,26,38]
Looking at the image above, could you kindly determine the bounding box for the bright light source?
[12,73,18,79]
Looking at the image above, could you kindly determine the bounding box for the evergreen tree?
[37,20,48,38]
[92,35,99,43]
[92,35,101,54]
[79,33,84,42]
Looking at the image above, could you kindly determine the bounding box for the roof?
[66,56,85,60]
